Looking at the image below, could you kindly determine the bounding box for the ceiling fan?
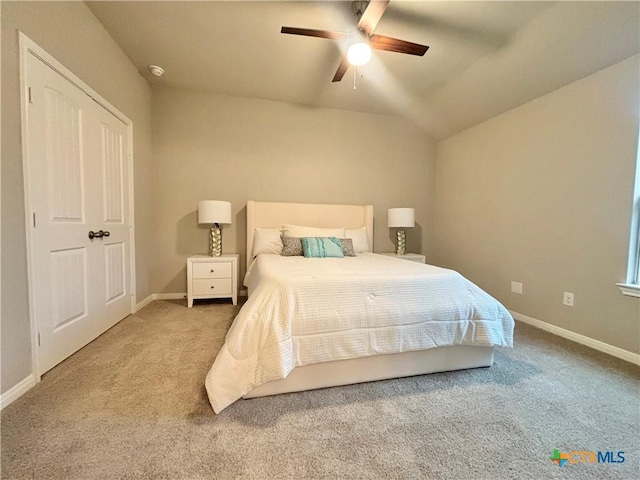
[281,0,429,83]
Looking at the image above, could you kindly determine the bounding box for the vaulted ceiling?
[88,1,640,140]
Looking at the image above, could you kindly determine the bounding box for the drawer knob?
[210,285,215,289]
[210,269,215,273]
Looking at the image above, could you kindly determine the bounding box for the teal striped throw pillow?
[301,237,345,258]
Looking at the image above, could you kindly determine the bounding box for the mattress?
[205,253,514,413]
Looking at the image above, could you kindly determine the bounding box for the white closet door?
[94,104,131,328]
[24,52,132,374]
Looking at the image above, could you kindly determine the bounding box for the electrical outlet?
[563,292,575,307]
[511,281,523,294]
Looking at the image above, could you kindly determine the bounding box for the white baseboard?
[1,374,37,410]
[134,294,154,312]
[153,292,187,300]
[510,310,640,366]
[135,293,185,311]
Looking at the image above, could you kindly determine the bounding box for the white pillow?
[252,228,283,257]
[346,227,370,253]
[283,224,346,239]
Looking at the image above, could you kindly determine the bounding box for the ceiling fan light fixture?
[347,42,372,66]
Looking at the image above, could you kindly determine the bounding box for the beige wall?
[1,1,153,394]
[151,87,436,293]
[433,55,640,354]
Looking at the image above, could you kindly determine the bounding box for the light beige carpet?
[2,299,639,479]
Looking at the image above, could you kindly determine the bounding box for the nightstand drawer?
[193,278,233,295]
[193,262,232,279]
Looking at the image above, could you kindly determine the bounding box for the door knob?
[101,230,110,237]
[88,230,104,239]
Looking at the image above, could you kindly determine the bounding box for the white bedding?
[205,253,514,413]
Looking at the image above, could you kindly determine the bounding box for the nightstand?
[187,254,239,307]
[379,252,426,264]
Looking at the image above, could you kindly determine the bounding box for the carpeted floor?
[1,299,639,479]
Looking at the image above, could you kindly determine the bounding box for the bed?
[204,201,514,413]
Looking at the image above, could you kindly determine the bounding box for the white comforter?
[205,253,514,413]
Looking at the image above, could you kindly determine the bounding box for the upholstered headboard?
[246,201,374,268]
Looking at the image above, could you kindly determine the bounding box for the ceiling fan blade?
[281,26,348,40]
[370,34,429,56]
[332,57,350,82]
[357,0,390,36]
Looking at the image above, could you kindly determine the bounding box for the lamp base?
[209,224,222,257]
[396,228,406,255]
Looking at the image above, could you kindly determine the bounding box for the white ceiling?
[88,1,640,140]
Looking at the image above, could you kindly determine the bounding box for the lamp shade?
[388,208,415,228]
[198,200,231,225]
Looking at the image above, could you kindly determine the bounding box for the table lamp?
[198,200,231,256]
[388,208,415,255]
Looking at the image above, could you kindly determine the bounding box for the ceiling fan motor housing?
[352,1,370,22]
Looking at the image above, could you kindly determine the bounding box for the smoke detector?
[148,65,164,77]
